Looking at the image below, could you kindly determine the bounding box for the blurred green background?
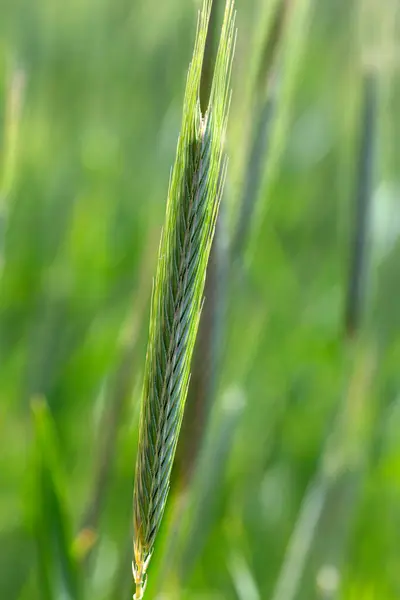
[1,0,400,598]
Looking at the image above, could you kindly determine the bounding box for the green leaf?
[32,398,84,600]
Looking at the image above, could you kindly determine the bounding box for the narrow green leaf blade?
[32,398,83,600]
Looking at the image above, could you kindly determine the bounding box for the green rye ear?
[132,1,236,598]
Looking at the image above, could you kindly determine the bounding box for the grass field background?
[1,0,400,598]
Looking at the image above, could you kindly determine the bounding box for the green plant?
[131,1,236,597]
[32,398,84,600]
[0,65,24,276]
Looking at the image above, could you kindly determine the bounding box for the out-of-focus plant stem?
[231,0,290,262]
[79,230,156,568]
[32,397,84,600]
[311,66,379,600]
[344,73,377,338]
[0,64,25,275]
[271,63,379,600]
[247,0,314,259]
[270,343,376,600]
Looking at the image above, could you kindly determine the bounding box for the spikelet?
[132,1,236,597]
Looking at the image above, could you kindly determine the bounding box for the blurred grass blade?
[307,344,377,600]
[0,64,25,274]
[271,344,376,600]
[32,398,84,600]
[228,550,261,600]
[0,64,24,199]
[79,229,156,569]
[270,475,329,600]
[231,0,289,261]
[247,0,315,259]
[176,386,245,585]
[145,389,244,597]
[271,68,379,594]
[231,83,277,260]
[199,0,220,115]
[344,71,378,338]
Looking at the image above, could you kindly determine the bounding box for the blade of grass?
[79,228,157,570]
[31,397,84,600]
[271,58,380,600]
[247,0,315,262]
[170,387,246,591]
[344,73,377,338]
[307,29,382,598]
[0,64,25,275]
[270,344,377,600]
[231,0,290,261]
[228,549,262,600]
